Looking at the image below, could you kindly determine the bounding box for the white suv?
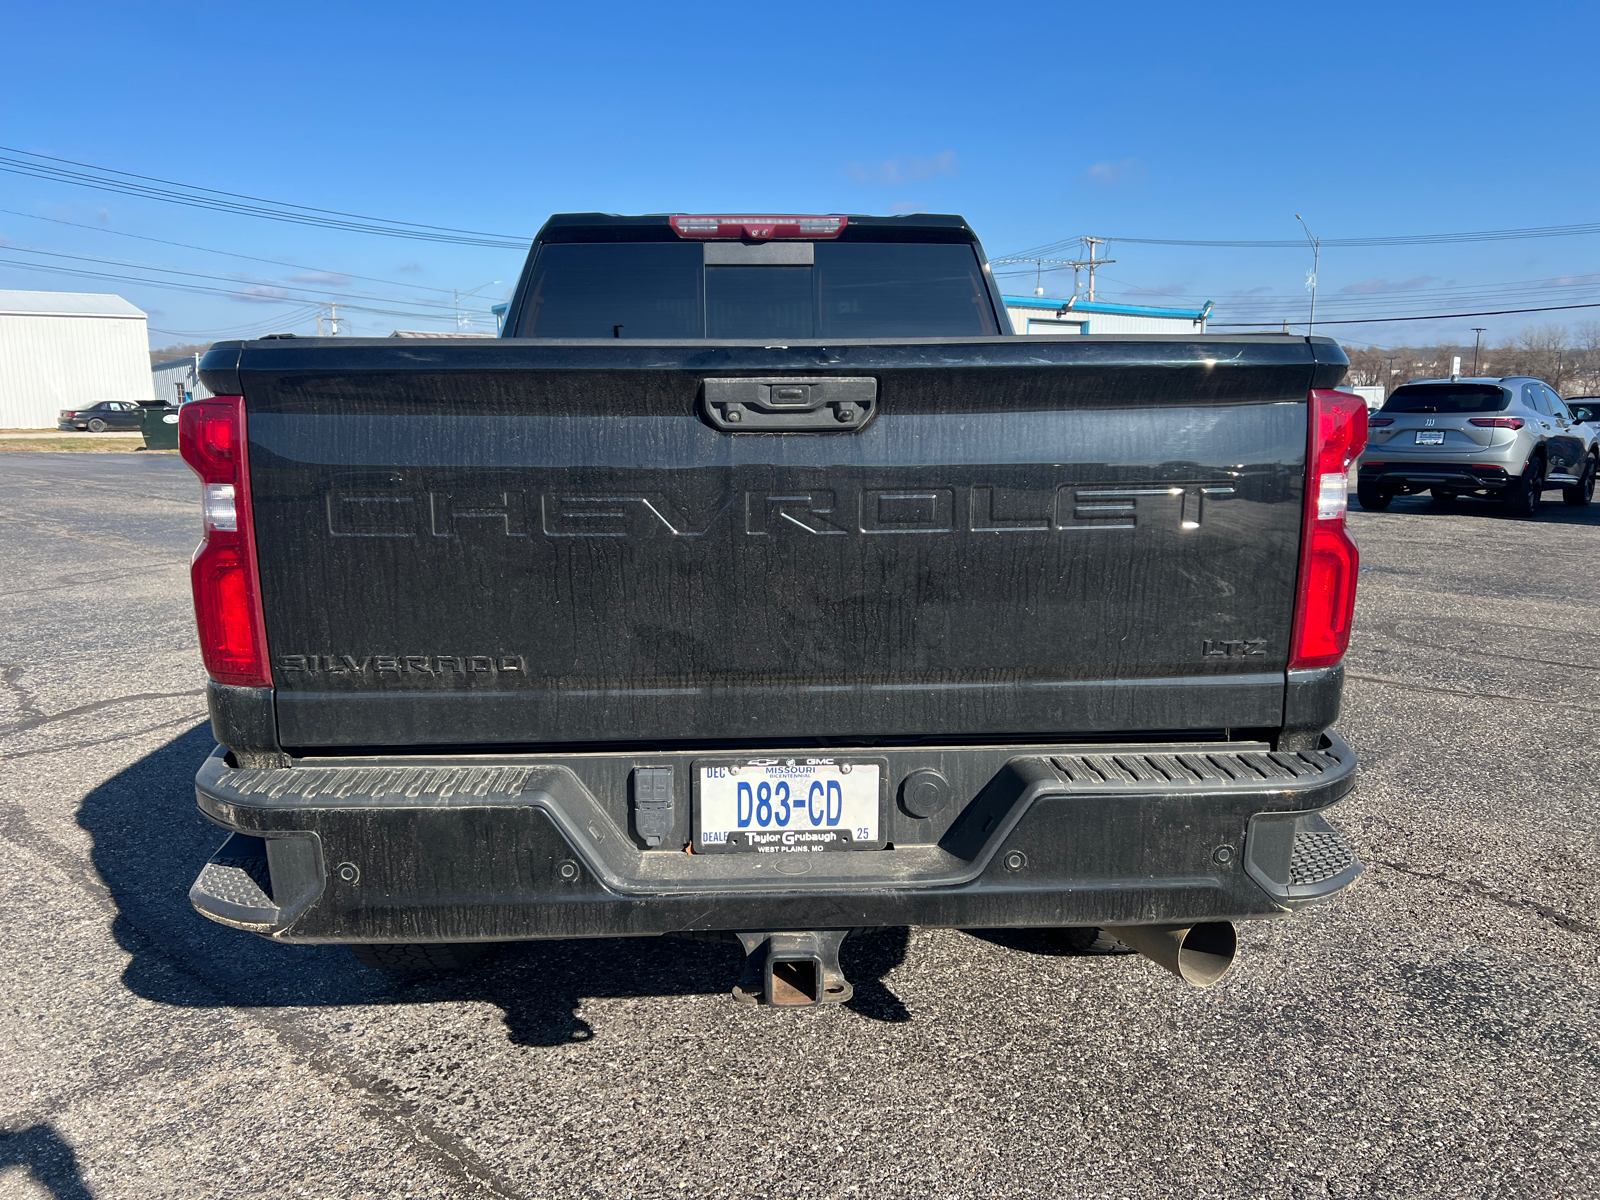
[1358,376,1598,516]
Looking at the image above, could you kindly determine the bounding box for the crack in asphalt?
[1345,671,1600,716]
[218,1009,530,1200]
[0,689,207,737]
[0,712,209,761]
[1364,621,1600,673]
[0,799,114,905]
[0,515,189,562]
[1,664,47,725]
[0,565,185,599]
[1376,860,1600,940]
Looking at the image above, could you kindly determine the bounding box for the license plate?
[1414,430,1445,444]
[695,759,883,853]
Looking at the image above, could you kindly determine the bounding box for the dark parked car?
[58,400,144,432]
[1568,398,1600,424]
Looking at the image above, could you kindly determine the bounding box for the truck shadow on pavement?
[77,724,912,1045]
[0,1124,93,1200]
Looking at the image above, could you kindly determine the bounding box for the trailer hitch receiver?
[732,931,854,1006]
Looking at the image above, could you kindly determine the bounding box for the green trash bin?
[141,403,180,450]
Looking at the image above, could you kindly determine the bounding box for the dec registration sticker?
[695,759,884,854]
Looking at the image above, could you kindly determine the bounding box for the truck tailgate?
[221,336,1328,749]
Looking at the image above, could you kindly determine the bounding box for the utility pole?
[454,281,503,333]
[329,303,339,336]
[1470,328,1487,375]
[1067,237,1115,301]
[1295,214,1320,335]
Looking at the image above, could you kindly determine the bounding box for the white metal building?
[151,355,214,406]
[1004,294,1212,336]
[0,290,154,428]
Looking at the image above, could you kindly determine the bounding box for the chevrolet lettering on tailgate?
[327,484,1237,538]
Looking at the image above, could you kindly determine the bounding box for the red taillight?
[669,214,847,240]
[1468,417,1524,429]
[1289,389,1367,670]
[178,396,270,687]
[1366,416,1393,426]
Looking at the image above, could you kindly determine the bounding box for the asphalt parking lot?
[1,452,1596,1200]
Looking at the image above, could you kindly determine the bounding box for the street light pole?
[1295,214,1320,335]
[453,280,503,332]
[1470,328,1487,376]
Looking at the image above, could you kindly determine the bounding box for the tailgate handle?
[702,377,877,432]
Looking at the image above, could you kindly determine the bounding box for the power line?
[0,243,486,316]
[0,207,465,295]
[1002,217,1600,259]
[1002,264,1600,324]
[0,145,531,249]
[1211,301,1600,328]
[150,304,327,339]
[0,255,486,325]
[1112,224,1600,249]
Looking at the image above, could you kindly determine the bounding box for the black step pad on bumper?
[1051,745,1343,787]
[1244,809,1363,906]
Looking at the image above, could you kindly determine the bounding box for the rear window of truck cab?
[515,241,999,338]
[1380,384,1511,414]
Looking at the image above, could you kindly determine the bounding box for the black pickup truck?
[183,213,1367,1003]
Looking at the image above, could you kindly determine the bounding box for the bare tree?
[149,342,212,368]
[1343,345,1389,388]
[1571,320,1600,396]
[1497,324,1571,389]
[1337,327,1600,396]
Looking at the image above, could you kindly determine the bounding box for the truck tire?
[1503,459,1544,518]
[87,418,108,433]
[1564,457,1596,506]
[1356,483,1393,511]
[349,943,487,971]
[1057,927,1136,955]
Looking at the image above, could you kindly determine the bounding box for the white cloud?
[232,284,293,304]
[1079,158,1148,187]
[846,150,958,187]
[288,271,351,286]
[1339,276,1434,294]
[1120,282,1189,297]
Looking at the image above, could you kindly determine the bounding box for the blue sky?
[3,0,1597,350]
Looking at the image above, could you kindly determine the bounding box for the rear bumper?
[190,735,1364,944]
[1359,461,1512,492]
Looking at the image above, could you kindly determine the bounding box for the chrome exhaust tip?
[1102,921,1237,989]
